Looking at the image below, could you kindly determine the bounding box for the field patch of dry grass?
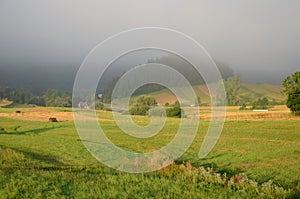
[0,107,73,122]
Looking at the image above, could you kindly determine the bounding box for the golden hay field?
[0,107,73,122]
[198,105,299,120]
[0,105,298,122]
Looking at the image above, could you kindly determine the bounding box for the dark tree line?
[0,86,30,104]
[43,89,71,107]
[0,86,71,107]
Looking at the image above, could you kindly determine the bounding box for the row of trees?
[0,86,71,107]
[43,89,71,107]
[240,97,271,110]
[0,87,30,104]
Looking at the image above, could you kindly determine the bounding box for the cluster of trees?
[240,98,283,110]
[251,97,270,109]
[44,89,71,107]
[0,86,30,104]
[129,95,183,118]
[129,95,157,115]
[0,86,71,107]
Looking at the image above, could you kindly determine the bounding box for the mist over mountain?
[0,48,237,95]
[0,64,78,95]
[1,0,299,94]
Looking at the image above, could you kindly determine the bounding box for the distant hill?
[151,83,285,105]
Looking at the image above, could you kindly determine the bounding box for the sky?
[0,0,299,85]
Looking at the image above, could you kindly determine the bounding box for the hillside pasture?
[151,83,285,106]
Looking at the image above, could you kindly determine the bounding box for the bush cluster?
[129,95,157,115]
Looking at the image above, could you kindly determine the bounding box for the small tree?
[282,71,300,115]
[224,76,241,106]
[174,100,180,107]
[195,96,201,106]
[166,106,183,118]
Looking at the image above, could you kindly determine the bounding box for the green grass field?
[0,107,300,198]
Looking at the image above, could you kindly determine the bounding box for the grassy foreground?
[0,107,299,198]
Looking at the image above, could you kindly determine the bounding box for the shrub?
[166,106,183,118]
[129,95,157,116]
[165,100,184,118]
[239,103,247,110]
[94,102,104,110]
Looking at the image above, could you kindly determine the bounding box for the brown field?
[152,92,177,104]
